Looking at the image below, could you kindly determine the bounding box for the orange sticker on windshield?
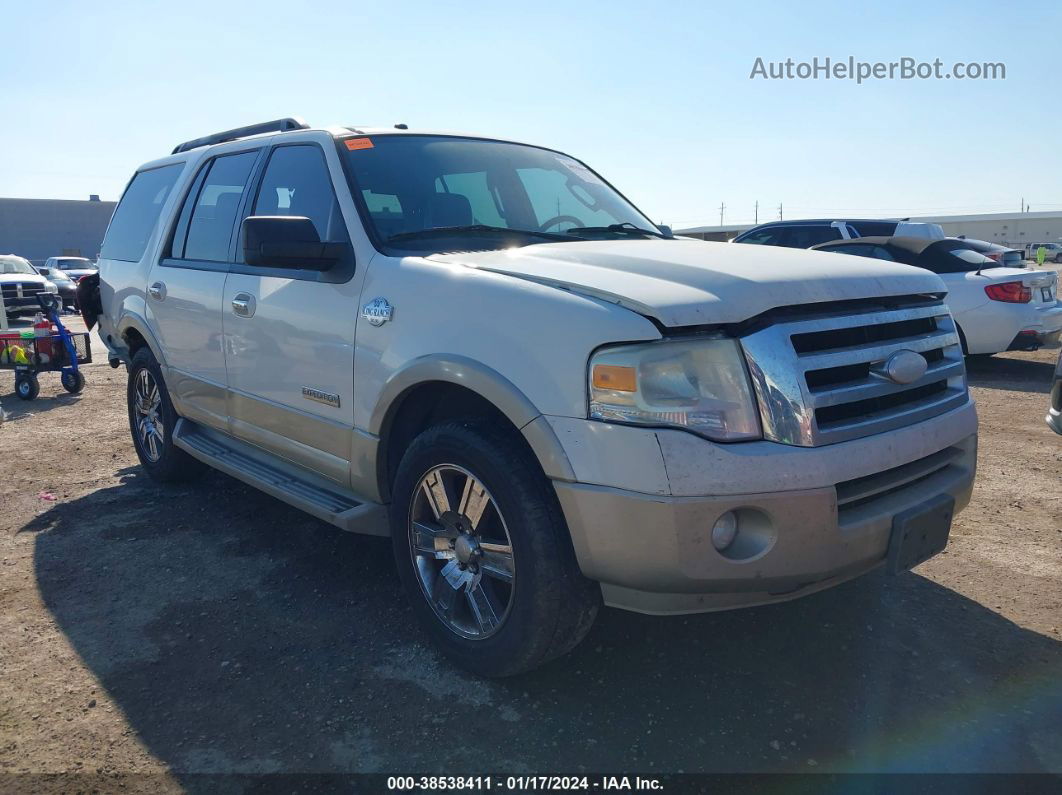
[345,138,374,150]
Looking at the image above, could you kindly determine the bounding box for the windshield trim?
[334,133,659,258]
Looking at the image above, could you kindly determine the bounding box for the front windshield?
[0,256,37,275]
[342,135,660,252]
[58,259,94,270]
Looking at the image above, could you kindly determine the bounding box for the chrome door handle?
[231,292,256,318]
[147,282,166,301]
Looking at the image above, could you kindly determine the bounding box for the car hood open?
[430,239,946,327]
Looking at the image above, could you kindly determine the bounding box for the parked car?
[84,118,978,676]
[1025,243,1062,263]
[1,254,60,320]
[733,218,944,248]
[1048,349,1062,435]
[811,237,1062,355]
[34,265,79,310]
[955,237,1024,269]
[43,256,98,281]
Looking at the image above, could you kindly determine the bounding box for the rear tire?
[61,370,85,394]
[127,347,205,482]
[390,420,599,677]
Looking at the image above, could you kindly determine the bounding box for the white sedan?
[810,237,1062,356]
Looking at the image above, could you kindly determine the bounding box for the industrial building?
[0,196,116,265]
[677,210,1062,248]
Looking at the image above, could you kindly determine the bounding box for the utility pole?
[719,202,725,226]
[1021,197,1024,213]
[778,202,783,221]
[755,201,759,224]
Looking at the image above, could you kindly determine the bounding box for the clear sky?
[3,0,1058,228]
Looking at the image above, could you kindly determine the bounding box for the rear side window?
[736,228,785,245]
[821,244,895,260]
[786,225,842,248]
[180,151,259,262]
[101,164,183,262]
[252,146,348,243]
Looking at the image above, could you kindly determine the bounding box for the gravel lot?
[1,314,1060,788]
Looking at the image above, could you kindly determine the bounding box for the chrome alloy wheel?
[408,464,516,640]
[133,368,164,463]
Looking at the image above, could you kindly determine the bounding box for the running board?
[173,419,389,536]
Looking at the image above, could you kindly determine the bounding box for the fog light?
[711,511,739,551]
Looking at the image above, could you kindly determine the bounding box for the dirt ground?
[1,313,1060,789]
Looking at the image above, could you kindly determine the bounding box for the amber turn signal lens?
[592,364,637,392]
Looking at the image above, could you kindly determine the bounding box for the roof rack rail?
[171,117,310,154]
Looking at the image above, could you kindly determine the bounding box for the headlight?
[44,281,59,294]
[589,338,761,441]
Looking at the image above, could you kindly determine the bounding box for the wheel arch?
[115,313,166,367]
[370,356,576,502]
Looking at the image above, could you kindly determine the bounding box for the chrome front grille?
[0,282,44,300]
[740,300,968,446]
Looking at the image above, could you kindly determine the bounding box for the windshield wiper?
[566,222,670,239]
[388,225,571,244]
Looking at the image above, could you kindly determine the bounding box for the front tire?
[390,421,599,677]
[15,375,39,401]
[127,348,205,482]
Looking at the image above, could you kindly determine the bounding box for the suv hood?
[430,240,945,326]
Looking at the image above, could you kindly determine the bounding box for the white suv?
[86,118,979,676]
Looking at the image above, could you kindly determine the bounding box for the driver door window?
[251,145,348,247]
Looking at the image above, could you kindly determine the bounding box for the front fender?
[370,354,577,483]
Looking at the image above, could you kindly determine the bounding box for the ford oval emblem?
[362,297,393,327]
[876,350,928,385]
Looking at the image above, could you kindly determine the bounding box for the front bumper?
[548,402,978,615]
[2,297,46,315]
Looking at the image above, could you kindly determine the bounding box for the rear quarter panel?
[97,157,194,362]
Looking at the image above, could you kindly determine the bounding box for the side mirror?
[241,216,347,271]
[657,224,673,238]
